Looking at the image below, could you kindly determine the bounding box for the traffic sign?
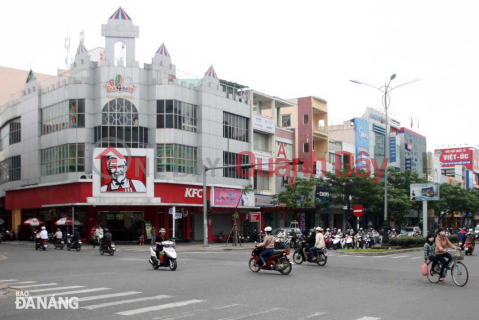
[353,205,364,218]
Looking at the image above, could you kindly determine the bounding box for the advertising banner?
[254,194,274,207]
[354,118,370,168]
[214,188,255,207]
[405,158,412,170]
[315,187,330,202]
[253,115,275,133]
[100,155,147,193]
[410,183,440,201]
[435,147,473,170]
[390,137,397,162]
[249,212,260,222]
[276,142,293,160]
[144,221,152,239]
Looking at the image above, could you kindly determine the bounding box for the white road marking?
[352,255,366,258]
[11,283,58,289]
[355,317,381,320]
[6,281,37,285]
[83,295,171,310]
[372,256,386,258]
[212,304,244,309]
[410,257,423,260]
[336,255,350,257]
[116,300,204,316]
[391,256,408,259]
[216,308,282,320]
[33,288,110,298]
[27,286,85,293]
[78,291,141,302]
[160,314,193,320]
[0,279,19,282]
[300,312,327,319]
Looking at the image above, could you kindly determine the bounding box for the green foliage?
[233,184,253,221]
[388,236,425,247]
[429,184,479,224]
[271,178,325,210]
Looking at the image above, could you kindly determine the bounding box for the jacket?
[424,242,435,260]
[39,230,48,240]
[314,232,326,249]
[458,231,467,241]
[257,235,274,248]
[435,235,455,255]
[54,231,63,239]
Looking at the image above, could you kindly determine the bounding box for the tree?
[228,184,253,246]
[271,178,326,211]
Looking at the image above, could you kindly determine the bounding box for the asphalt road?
[0,243,477,320]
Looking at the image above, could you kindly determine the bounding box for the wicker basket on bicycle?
[452,250,465,261]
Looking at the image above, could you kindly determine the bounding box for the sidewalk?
[0,241,255,253]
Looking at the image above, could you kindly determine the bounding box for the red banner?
[435,148,473,170]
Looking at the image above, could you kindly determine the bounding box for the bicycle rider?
[435,228,462,283]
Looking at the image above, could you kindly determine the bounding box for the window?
[282,115,291,127]
[253,132,270,152]
[41,99,85,135]
[94,99,148,148]
[0,156,21,184]
[41,144,85,176]
[303,114,309,124]
[157,144,197,174]
[223,151,250,179]
[0,117,21,150]
[223,112,249,142]
[157,100,197,132]
[304,143,309,153]
[254,170,270,191]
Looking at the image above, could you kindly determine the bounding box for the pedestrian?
[424,233,437,276]
[435,228,461,283]
[151,226,157,245]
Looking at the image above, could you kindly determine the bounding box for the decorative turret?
[147,42,176,81]
[73,41,91,68]
[204,65,218,80]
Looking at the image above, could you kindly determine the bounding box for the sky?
[1,0,478,152]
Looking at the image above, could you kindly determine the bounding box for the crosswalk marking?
[83,295,171,310]
[216,308,282,320]
[300,312,327,319]
[78,291,142,302]
[27,286,85,293]
[355,317,381,320]
[411,257,423,260]
[6,281,37,285]
[116,300,204,316]
[391,256,408,259]
[11,283,58,289]
[0,279,19,282]
[33,288,111,298]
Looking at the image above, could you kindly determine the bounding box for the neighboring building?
[0,7,302,242]
[0,66,54,105]
[435,146,479,190]
[398,127,427,177]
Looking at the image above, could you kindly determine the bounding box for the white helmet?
[264,226,272,232]
[41,226,46,230]
[338,229,342,232]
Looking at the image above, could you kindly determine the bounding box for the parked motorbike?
[249,246,292,275]
[293,240,327,266]
[332,235,341,250]
[248,231,260,243]
[465,241,475,255]
[364,235,374,248]
[99,241,116,256]
[35,239,48,251]
[149,241,178,271]
[66,234,82,251]
[92,235,102,248]
[355,234,363,249]
[344,234,354,249]
[53,238,64,250]
[216,232,226,243]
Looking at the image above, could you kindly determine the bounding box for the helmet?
[264,226,272,232]
[334,227,337,230]
[315,227,323,232]
[41,226,46,230]
[160,228,166,233]
[360,228,363,231]
[326,228,330,231]
[338,229,341,232]
[392,229,396,231]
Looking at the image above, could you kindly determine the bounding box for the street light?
[350,75,420,244]
[201,159,303,247]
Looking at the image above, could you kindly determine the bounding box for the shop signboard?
[315,187,329,202]
[104,74,136,94]
[354,118,370,168]
[249,212,260,222]
[276,141,293,160]
[144,221,152,239]
[405,158,412,170]
[253,114,275,134]
[410,183,440,201]
[214,188,255,207]
[435,147,474,170]
[254,194,274,207]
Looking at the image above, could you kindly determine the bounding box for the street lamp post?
[350,75,419,244]
[202,160,302,247]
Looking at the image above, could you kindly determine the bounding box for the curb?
[338,248,423,256]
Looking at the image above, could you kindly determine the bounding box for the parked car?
[404,227,421,237]
[271,228,303,239]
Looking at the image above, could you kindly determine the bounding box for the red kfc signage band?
[435,148,473,170]
[154,183,211,205]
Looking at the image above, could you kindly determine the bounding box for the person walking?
[151,226,157,245]
[435,228,461,283]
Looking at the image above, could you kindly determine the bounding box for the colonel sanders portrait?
[101,156,146,192]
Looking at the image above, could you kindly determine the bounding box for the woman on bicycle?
[435,228,461,283]
[424,233,436,275]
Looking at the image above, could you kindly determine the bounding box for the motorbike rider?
[458,228,467,248]
[390,229,398,238]
[54,228,63,245]
[337,229,344,248]
[277,229,286,248]
[304,229,317,258]
[366,228,375,246]
[101,228,113,250]
[256,226,275,266]
[94,225,104,246]
[71,228,80,246]
[331,228,337,236]
[310,227,326,261]
[155,228,169,259]
[39,226,49,243]
[465,229,475,246]
[357,228,365,237]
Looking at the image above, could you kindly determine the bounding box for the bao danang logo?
[104,75,136,93]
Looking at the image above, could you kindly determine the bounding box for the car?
[475,225,479,240]
[404,226,421,236]
[271,228,303,239]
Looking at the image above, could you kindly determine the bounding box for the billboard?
[390,137,397,162]
[354,118,370,168]
[410,183,440,201]
[214,187,255,207]
[253,114,275,134]
[100,155,147,193]
[435,147,473,170]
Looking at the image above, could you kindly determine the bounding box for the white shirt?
[54,231,63,239]
[39,230,48,240]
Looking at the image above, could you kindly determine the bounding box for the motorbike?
[92,235,102,248]
[331,235,341,250]
[248,231,260,243]
[35,239,48,251]
[66,235,82,251]
[293,240,327,266]
[274,237,286,249]
[324,237,330,249]
[149,241,178,271]
[53,238,64,250]
[465,241,475,255]
[344,234,354,249]
[355,234,363,249]
[216,232,226,243]
[99,241,116,256]
[249,246,292,275]
[364,235,374,248]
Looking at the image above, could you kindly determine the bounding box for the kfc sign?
[184,188,203,198]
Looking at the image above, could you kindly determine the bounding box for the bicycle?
[427,250,468,287]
